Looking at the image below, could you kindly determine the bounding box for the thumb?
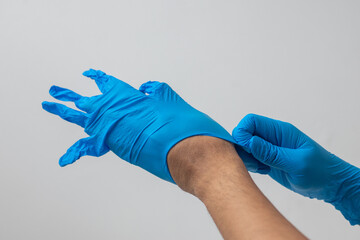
[139,81,184,102]
[59,135,109,167]
[249,136,290,170]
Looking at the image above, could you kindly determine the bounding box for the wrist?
[167,135,248,200]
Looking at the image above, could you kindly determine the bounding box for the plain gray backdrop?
[1,0,359,239]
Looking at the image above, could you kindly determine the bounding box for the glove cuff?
[136,112,236,184]
[328,161,360,225]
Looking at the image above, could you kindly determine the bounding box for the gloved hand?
[42,69,264,183]
[232,114,360,225]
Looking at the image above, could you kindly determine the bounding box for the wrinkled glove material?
[42,69,265,183]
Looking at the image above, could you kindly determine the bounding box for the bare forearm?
[200,159,306,239]
[167,136,307,240]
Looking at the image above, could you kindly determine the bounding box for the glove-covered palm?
[42,69,266,183]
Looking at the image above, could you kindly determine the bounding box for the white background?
[1,0,359,239]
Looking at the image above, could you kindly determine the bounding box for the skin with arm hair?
[168,136,308,240]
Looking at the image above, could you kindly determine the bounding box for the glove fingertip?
[83,69,106,78]
[138,82,148,92]
[231,126,241,139]
[42,101,54,112]
[232,128,252,153]
[59,149,79,167]
[59,155,75,167]
[139,81,159,92]
[232,126,250,139]
[82,68,96,77]
[58,159,67,167]
[49,85,59,95]
[41,101,48,108]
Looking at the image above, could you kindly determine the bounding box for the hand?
[42,69,242,183]
[232,114,360,225]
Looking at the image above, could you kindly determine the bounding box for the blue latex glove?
[42,69,264,183]
[232,114,360,225]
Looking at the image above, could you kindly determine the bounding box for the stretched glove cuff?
[136,113,236,183]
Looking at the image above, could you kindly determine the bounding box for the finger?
[42,101,87,128]
[59,135,110,167]
[249,135,290,170]
[82,69,115,93]
[139,81,184,102]
[48,85,99,113]
[83,68,143,100]
[234,144,270,174]
[233,113,291,146]
[49,85,83,102]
